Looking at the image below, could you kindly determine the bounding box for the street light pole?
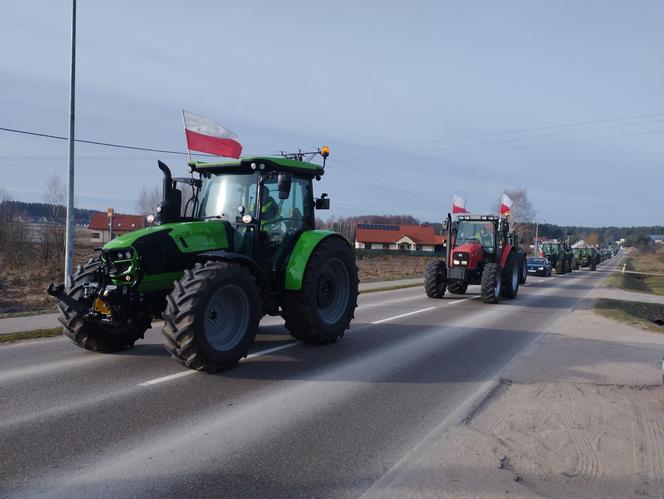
[64,0,76,287]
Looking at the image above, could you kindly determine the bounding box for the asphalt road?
[0,256,619,498]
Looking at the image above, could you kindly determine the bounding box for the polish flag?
[500,192,513,216]
[182,111,242,158]
[452,194,469,214]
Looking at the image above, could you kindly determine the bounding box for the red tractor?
[424,213,527,303]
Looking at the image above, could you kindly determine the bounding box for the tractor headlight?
[453,252,469,266]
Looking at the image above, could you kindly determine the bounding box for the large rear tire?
[555,257,566,275]
[162,261,260,371]
[424,259,447,298]
[446,280,468,295]
[481,263,502,304]
[58,258,151,352]
[500,252,520,299]
[281,237,358,344]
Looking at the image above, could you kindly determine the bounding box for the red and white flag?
[452,194,469,214]
[182,111,242,159]
[500,192,513,216]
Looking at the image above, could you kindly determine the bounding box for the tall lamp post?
[64,0,77,287]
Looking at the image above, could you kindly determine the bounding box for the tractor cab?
[190,157,326,269]
[451,214,508,268]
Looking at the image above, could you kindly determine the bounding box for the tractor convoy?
[48,148,359,372]
[46,143,618,370]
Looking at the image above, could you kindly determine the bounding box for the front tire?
[518,253,528,284]
[281,237,358,344]
[425,259,447,298]
[58,258,151,352]
[481,263,502,304]
[162,261,260,371]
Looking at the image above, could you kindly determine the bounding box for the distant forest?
[1,201,101,225]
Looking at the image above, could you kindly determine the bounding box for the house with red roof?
[88,212,145,243]
[355,223,445,253]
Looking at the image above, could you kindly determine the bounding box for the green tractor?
[48,148,358,371]
[540,240,574,274]
[572,247,589,270]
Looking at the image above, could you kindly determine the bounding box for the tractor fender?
[196,250,264,285]
[284,231,348,290]
[498,244,515,269]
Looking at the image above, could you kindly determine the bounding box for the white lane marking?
[140,296,479,386]
[371,307,436,325]
[0,355,107,384]
[139,342,300,387]
[138,370,196,386]
[245,342,299,359]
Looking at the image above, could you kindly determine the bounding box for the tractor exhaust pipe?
[156,161,182,223]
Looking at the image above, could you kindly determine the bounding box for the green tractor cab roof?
[189,156,324,177]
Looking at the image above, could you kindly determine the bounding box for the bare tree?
[137,185,161,218]
[42,173,67,262]
[493,188,536,249]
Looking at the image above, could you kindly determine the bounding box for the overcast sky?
[1,0,662,226]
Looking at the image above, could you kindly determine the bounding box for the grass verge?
[604,255,664,296]
[0,327,63,344]
[594,298,664,334]
[360,282,423,294]
[0,308,57,319]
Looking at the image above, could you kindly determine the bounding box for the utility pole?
[64,0,76,287]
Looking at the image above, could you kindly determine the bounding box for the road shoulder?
[364,280,664,498]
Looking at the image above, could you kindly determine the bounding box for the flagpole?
[181,110,192,162]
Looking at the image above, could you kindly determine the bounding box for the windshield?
[456,221,495,251]
[528,258,546,264]
[197,173,258,220]
[541,243,559,254]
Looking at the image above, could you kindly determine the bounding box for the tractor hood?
[450,242,486,269]
[103,220,230,254]
[452,242,485,256]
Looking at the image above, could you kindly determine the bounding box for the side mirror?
[277,173,292,200]
[442,220,449,231]
[315,193,330,210]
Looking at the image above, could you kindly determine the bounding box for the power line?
[349,117,664,163]
[367,111,664,149]
[0,125,205,156]
[350,128,664,167]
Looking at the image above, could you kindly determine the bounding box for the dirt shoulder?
[365,275,664,498]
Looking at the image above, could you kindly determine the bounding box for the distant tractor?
[48,148,359,372]
[424,213,526,304]
[541,240,574,274]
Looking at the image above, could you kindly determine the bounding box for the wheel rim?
[495,272,502,297]
[316,258,350,324]
[204,284,250,351]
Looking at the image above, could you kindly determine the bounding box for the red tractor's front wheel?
[481,263,502,304]
[425,259,447,298]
